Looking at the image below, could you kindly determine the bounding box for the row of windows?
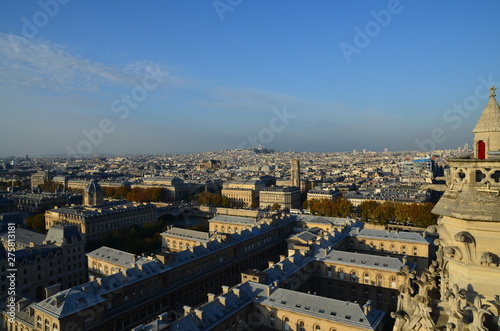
[353,241,421,255]
[325,268,398,288]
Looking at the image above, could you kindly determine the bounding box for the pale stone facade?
[221,179,265,207]
[161,227,211,252]
[392,87,500,330]
[45,201,157,241]
[259,186,301,210]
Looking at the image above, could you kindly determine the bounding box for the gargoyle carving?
[480,252,498,266]
[444,246,463,260]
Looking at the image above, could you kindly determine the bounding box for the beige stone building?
[307,187,342,202]
[133,176,189,201]
[208,214,259,234]
[221,179,265,207]
[86,246,155,277]
[139,282,386,331]
[347,228,432,274]
[45,201,157,241]
[1,218,293,331]
[260,186,301,210]
[0,224,86,300]
[161,227,212,252]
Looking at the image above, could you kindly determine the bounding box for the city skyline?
[1,1,500,156]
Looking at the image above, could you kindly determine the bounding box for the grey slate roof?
[208,215,257,226]
[246,283,384,330]
[34,260,166,318]
[350,228,428,244]
[86,246,151,268]
[161,227,210,242]
[0,228,45,246]
[290,214,357,226]
[45,223,81,244]
[321,250,404,272]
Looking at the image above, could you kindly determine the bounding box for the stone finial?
[490,86,497,98]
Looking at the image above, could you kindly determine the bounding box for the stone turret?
[473,86,500,159]
[84,179,104,206]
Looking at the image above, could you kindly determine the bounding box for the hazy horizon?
[1,1,499,156]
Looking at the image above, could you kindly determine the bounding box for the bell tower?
[473,86,500,159]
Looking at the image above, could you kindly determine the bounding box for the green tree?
[221,196,230,207]
[39,180,59,193]
[302,200,309,210]
[395,203,410,223]
[27,214,46,233]
[271,203,281,211]
[336,198,353,217]
[359,201,380,221]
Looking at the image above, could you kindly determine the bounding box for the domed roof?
[473,86,500,133]
[84,179,102,194]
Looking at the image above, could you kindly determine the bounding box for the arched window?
[377,275,383,286]
[283,317,290,331]
[391,292,397,304]
[401,245,406,254]
[413,246,418,256]
[380,243,384,251]
[338,269,344,280]
[390,277,397,288]
[53,323,59,331]
[364,273,370,284]
[314,325,321,330]
[390,244,396,253]
[298,321,305,331]
[269,312,275,327]
[350,271,357,282]
[327,266,333,278]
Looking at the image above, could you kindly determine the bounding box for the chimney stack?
[183,305,192,316]
[363,300,372,315]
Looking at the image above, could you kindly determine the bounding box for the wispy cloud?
[0,33,176,93]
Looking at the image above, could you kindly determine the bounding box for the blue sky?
[1,1,500,156]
